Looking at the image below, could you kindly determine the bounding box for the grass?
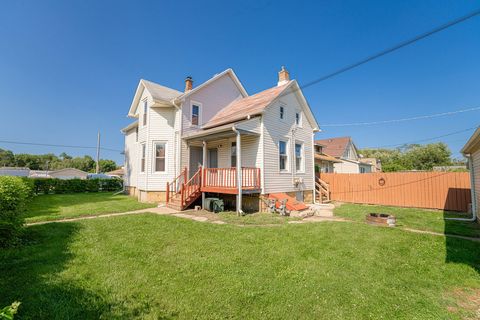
[192,210,302,225]
[334,203,480,238]
[1,214,479,319]
[25,192,156,223]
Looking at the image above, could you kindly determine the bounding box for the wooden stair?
[166,167,202,211]
[315,176,331,203]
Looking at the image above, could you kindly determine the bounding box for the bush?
[0,301,20,320]
[0,177,32,247]
[30,178,122,194]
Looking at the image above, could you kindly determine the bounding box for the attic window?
[143,100,148,126]
[280,106,285,120]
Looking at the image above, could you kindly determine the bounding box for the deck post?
[235,129,242,214]
[166,182,170,203]
[202,141,207,209]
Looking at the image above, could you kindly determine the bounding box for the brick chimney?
[184,76,193,92]
[277,66,290,86]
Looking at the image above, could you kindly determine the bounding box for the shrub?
[0,301,20,320]
[0,177,32,247]
[30,178,122,194]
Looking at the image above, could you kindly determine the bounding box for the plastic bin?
[204,198,219,212]
[212,199,224,213]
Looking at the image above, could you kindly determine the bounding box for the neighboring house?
[315,136,374,173]
[0,167,30,177]
[29,170,51,178]
[49,168,89,180]
[314,143,341,173]
[359,158,382,172]
[461,127,480,222]
[122,67,320,212]
[106,168,125,178]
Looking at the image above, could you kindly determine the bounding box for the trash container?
[212,199,224,213]
[204,198,219,212]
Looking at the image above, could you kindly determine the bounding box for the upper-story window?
[295,111,302,126]
[142,100,148,126]
[135,127,138,142]
[280,106,285,120]
[279,140,288,171]
[191,102,201,126]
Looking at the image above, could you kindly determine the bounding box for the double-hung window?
[143,100,148,126]
[140,144,146,172]
[191,104,200,126]
[295,143,303,172]
[279,140,288,171]
[154,143,166,172]
[231,142,237,167]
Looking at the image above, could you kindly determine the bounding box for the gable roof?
[203,81,291,129]
[315,137,353,158]
[461,127,480,154]
[128,79,182,117]
[202,80,320,131]
[174,69,248,103]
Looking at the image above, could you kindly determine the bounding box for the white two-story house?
[122,67,320,212]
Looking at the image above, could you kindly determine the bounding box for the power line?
[0,139,123,153]
[361,126,478,149]
[299,8,480,90]
[321,106,480,127]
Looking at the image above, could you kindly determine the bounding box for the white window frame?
[142,99,148,126]
[153,141,167,173]
[140,143,146,173]
[190,101,202,127]
[295,110,302,127]
[294,141,305,173]
[278,139,289,172]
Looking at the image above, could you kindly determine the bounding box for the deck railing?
[202,167,261,192]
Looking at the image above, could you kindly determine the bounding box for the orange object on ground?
[268,193,309,211]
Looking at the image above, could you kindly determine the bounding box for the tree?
[98,159,117,173]
[359,142,454,172]
[0,148,15,167]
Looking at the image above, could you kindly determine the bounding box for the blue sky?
[0,0,479,164]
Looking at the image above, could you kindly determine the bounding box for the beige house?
[122,67,320,212]
[315,136,375,173]
[461,127,480,222]
[314,143,341,173]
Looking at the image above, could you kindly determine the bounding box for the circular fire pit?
[366,213,396,227]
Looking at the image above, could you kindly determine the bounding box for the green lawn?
[1,214,479,319]
[217,211,302,225]
[25,192,156,223]
[334,203,480,238]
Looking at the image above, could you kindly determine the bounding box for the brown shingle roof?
[202,81,291,129]
[315,137,351,158]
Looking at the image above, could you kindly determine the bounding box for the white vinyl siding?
[142,100,148,126]
[124,127,138,187]
[262,87,315,194]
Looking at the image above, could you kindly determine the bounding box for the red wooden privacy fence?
[319,172,471,212]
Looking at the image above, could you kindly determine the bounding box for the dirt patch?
[444,287,480,319]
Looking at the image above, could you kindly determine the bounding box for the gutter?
[445,154,476,222]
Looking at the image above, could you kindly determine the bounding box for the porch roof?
[183,123,259,142]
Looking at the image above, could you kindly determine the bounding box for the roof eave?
[461,127,480,154]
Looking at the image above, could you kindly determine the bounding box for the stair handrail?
[182,167,202,207]
[166,167,188,203]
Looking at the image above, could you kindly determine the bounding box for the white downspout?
[312,132,317,204]
[232,126,243,215]
[445,154,476,222]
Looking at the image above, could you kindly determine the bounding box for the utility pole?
[95,131,101,174]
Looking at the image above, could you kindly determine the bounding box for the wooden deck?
[201,167,261,194]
